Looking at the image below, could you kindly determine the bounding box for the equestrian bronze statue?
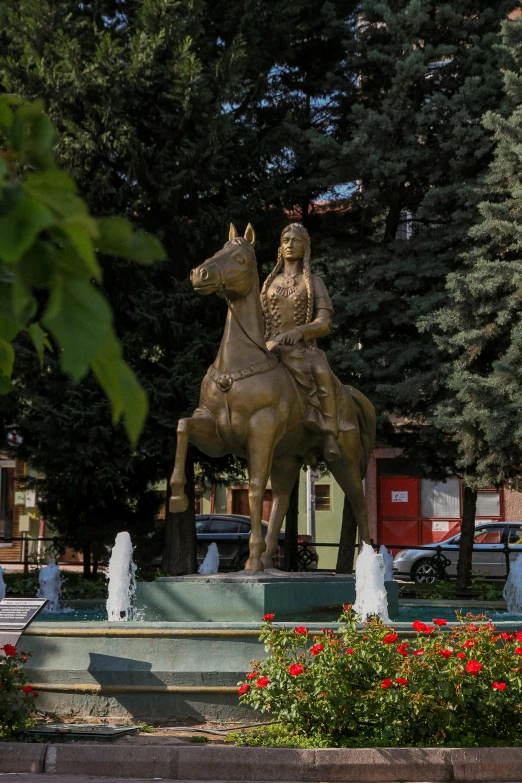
[170,223,376,571]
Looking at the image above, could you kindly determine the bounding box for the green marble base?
[135,571,399,622]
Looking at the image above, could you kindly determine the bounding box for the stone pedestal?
[135,571,399,622]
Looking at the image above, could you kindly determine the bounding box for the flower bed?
[233,608,522,747]
[0,644,39,740]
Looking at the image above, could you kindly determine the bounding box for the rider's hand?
[280,328,304,346]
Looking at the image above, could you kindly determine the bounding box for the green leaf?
[28,322,52,367]
[58,215,101,280]
[96,217,166,263]
[0,282,23,341]
[0,99,13,128]
[23,170,86,219]
[0,338,14,376]
[0,373,14,394]
[0,196,55,264]
[92,346,148,446]
[42,277,113,380]
[12,272,37,323]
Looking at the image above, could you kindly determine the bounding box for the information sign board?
[0,598,47,652]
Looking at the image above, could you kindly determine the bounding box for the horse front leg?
[169,412,224,513]
[262,455,302,568]
[244,415,278,572]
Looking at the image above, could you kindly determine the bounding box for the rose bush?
[236,608,522,747]
[0,644,38,740]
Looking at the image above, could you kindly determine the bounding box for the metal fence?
[0,536,516,581]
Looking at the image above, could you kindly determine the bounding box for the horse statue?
[170,224,376,571]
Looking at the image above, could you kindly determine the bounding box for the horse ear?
[244,223,256,246]
[229,223,238,241]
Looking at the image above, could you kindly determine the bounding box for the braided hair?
[261,223,314,338]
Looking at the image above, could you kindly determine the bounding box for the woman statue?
[261,223,353,462]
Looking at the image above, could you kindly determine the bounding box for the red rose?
[257,676,269,688]
[492,682,507,691]
[382,633,399,644]
[516,631,522,642]
[463,640,476,649]
[439,649,453,658]
[395,677,408,686]
[294,626,307,635]
[246,670,258,681]
[515,647,522,656]
[413,649,424,657]
[433,618,447,626]
[501,633,512,641]
[289,663,303,676]
[381,678,393,689]
[22,685,32,693]
[262,614,275,621]
[465,660,483,675]
[238,683,250,695]
[345,648,354,654]
[344,604,351,611]
[33,692,38,698]
[412,620,427,632]
[469,624,478,633]
[310,643,324,657]
[422,625,435,634]
[457,652,466,659]
[397,643,409,657]
[1,644,17,657]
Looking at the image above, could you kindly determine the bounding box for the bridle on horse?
[204,252,278,393]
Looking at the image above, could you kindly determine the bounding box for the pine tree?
[434,14,522,490]
[316,0,514,585]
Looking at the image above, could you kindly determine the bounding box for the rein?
[205,257,277,393]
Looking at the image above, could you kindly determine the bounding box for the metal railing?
[300,540,517,579]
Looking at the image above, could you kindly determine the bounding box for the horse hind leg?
[262,455,302,569]
[326,437,371,546]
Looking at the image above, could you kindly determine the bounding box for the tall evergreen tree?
[434,14,522,490]
[316,0,514,585]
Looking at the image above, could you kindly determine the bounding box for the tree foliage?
[434,15,522,489]
[0,95,165,444]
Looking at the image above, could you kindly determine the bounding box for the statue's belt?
[207,358,278,392]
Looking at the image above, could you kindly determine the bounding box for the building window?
[421,478,460,518]
[0,462,15,539]
[315,484,331,512]
[476,490,500,518]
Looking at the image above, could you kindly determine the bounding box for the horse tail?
[349,386,376,479]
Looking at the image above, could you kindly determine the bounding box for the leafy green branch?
[0,95,166,444]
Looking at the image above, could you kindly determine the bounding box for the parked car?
[196,514,318,571]
[393,522,522,584]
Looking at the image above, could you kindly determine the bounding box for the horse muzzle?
[190,264,221,294]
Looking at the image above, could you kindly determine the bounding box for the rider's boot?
[323,428,341,462]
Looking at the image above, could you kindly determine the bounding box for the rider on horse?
[260,223,354,463]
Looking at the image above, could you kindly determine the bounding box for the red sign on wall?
[378,477,420,519]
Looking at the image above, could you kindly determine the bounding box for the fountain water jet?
[37,562,63,613]
[353,542,390,622]
[503,553,522,615]
[106,532,136,621]
[379,545,394,582]
[198,543,220,575]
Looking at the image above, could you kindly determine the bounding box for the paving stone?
[0,743,47,773]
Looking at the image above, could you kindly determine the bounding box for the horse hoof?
[244,558,264,572]
[169,494,189,513]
